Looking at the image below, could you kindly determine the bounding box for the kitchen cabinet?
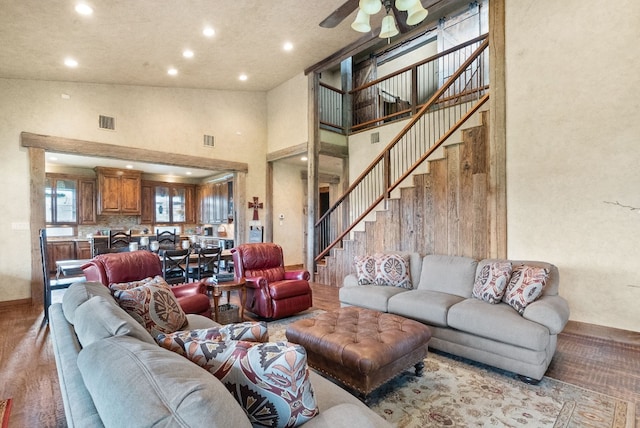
[75,240,92,259]
[140,182,155,224]
[198,179,233,224]
[142,181,196,224]
[47,241,75,273]
[95,167,142,215]
[78,179,96,224]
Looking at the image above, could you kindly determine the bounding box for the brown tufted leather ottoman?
[285,306,431,398]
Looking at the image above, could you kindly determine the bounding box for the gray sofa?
[50,281,391,428]
[339,254,570,381]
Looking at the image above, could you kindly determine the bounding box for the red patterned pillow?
[112,277,187,337]
[374,253,412,289]
[354,255,376,285]
[158,338,319,428]
[502,265,549,314]
[472,262,512,304]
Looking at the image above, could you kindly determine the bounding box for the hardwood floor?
[0,282,637,427]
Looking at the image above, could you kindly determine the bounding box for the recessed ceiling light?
[75,3,93,15]
[203,27,215,37]
[64,58,78,68]
[283,42,294,51]
[301,156,308,161]
[125,164,133,169]
[167,68,178,76]
[49,156,58,161]
[238,74,248,81]
[183,49,194,58]
[186,171,192,176]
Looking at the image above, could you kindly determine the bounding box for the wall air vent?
[98,115,116,130]
[203,134,215,147]
[371,132,380,144]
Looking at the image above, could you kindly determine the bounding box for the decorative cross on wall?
[248,196,263,221]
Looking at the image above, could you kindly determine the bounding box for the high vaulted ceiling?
[0,0,376,92]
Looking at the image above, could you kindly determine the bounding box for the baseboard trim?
[563,320,640,346]
[0,298,32,309]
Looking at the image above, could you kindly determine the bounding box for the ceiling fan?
[320,0,429,38]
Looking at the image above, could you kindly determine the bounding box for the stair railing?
[315,36,490,262]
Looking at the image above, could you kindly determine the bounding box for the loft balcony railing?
[319,82,345,133]
[315,34,489,262]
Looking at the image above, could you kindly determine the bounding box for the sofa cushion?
[472,261,512,304]
[502,265,549,314]
[388,290,465,327]
[61,281,112,325]
[447,298,550,351]
[354,254,412,288]
[339,284,408,312]
[156,322,269,356]
[111,277,188,337]
[417,255,478,298]
[74,296,155,347]
[159,338,319,428]
[354,255,377,285]
[77,335,251,428]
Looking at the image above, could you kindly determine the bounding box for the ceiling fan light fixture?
[405,2,428,26]
[359,0,382,15]
[394,0,419,12]
[379,14,399,39]
[351,9,371,32]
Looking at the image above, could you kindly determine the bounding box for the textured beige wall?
[267,73,308,153]
[505,0,640,331]
[0,78,267,302]
[272,162,306,265]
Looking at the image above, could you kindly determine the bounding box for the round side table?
[207,277,246,323]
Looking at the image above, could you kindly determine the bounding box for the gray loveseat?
[50,281,391,427]
[339,254,570,381]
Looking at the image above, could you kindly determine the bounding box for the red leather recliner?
[232,242,312,320]
[82,250,212,318]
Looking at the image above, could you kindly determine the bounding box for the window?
[155,185,186,223]
[46,176,78,224]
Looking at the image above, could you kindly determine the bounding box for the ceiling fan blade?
[320,0,360,28]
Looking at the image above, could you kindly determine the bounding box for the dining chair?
[187,247,222,282]
[161,248,190,285]
[109,230,131,249]
[156,229,177,250]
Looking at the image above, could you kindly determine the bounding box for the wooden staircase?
[315,111,490,286]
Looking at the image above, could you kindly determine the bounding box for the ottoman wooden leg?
[414,361,424,377]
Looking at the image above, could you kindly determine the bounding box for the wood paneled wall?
[315,112,490,286]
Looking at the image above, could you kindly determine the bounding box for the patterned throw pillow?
[472,261,512,304]
[502,265,550,314]
[109,276,164,292]
[156,322,270,356]
[354,255,377,285]
[373,253,412,289]
[111,277,187,337]
[158,338,319,428]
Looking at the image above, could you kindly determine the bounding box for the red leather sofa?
[232,242,312,319]
[82,250,212,318]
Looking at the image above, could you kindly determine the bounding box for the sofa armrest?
[523,295,570,335]
[284,270,310,281]
[171,281,205,298]
[343,274,359,288]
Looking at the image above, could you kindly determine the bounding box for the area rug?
[267,314,635,428]
[0,398,12,428]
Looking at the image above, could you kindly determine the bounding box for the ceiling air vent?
[98,115,116,131]
[371,132,380,144]
[203,134,215,147]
